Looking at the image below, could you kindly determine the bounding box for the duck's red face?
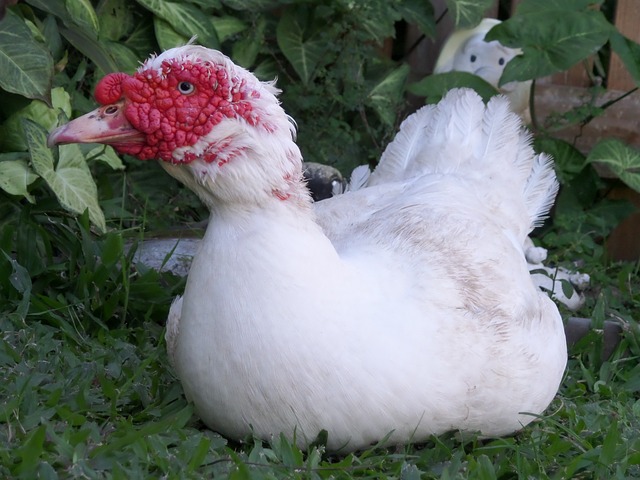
[48,50,262,164]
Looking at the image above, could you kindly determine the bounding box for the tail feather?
[346,164,371,192]
[367,104,435,186]
[480,96,522,171]
[524,154,559,229]
[365,90,558,232]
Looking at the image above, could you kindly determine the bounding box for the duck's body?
[48,45,567,451]
[173,180,564,450]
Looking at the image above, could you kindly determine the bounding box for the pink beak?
[47,100,145,148]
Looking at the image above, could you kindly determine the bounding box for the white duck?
[48,45,567,452]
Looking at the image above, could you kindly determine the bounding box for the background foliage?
[1,0,640,477]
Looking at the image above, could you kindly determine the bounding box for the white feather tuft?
[524,154,559,229]
[367,104,435,186]
[347,164,371,191]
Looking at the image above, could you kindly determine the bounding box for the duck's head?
[48,45,306,207]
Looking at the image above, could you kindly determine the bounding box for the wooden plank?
[551,63,593,87]
[534,84,640,153]
[608,0,640,91]
[605,186,640,261]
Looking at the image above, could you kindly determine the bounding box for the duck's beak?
[47,100,145,148]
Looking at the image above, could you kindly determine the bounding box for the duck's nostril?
[105,105,118,115]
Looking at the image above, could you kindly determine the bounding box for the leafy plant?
[1,0,640,477]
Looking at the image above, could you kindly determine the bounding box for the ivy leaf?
[221,0,280,11]
[368,64,410,126]
[609,31,640,86]
[534,137,586,183]
[231,17,265,69]
[1,252,32,323]
[0,159,38,203]
[587,139,640,192]
[153,17,190,52]
[276,8,325,86]
[86,145,125,170]
[486,10,613,84]
[23,120,107,233]
[135,0,219,49]
[397,0,435,38]
[0,9,53,104]
[211,16,247,43]
[408,72,499,104]
[0,87,72,152]
[514,0,604,14]
[97,0,136,42]
[446,0,494,28]
[59,24,120,73]
[65,0,100,38]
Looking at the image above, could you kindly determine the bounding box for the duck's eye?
[104,105,118,115]
[178,81,195,95]
[470,54,477,63]
[498,57,505,66]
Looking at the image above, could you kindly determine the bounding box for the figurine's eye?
[498,57,505,66]
[470,54,477,63]
[178,81,195,95]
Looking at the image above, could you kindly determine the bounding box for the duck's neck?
[189,192,344,331]
[161,118,311,211]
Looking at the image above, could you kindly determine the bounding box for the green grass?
[1,173,640,479]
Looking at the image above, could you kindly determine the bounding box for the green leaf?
[446,0,494,28]
[599,420,619,465]
[221,0,280,11]
[514,0,604,14]
[23,120,107,232]
[1,251,32,320]
[609,31,640,86]
[87,145,125,170]
[124,18,157,55]
[231,36,261,69]
[153,17,190,52]
[0,9,54,104]
[65,0,100,38]
[368,64,410,126]
[276,8,325,86]
[0,159,38,203]
[486,10,613,84]
[408,71,499,104]
[187,0,223,8]
[135,0,219,49]
[97,0,136,42]
[3,250,32,295]
[105,41,143,73]
[59,24,120,73]
[100,233,123,267]
[587,139,640,192]
[396,0,435,38]
[211,15,248,43]
[230,17,266,69]
[356,4,399,43]
[534,137,586,183]
[0,87,72,151]
[13,425,46,475]
[89,405,194,458]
